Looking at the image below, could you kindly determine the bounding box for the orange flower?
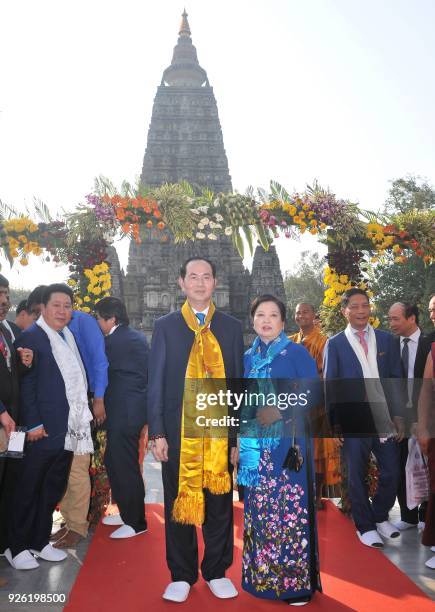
[146,220,153,228]
[121,223,131,234]
[157,221,165,230]
[116,209,126,221]
[153,209,162,219]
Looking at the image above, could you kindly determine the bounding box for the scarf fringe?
[172,491,205,526]
[203,470,231,495]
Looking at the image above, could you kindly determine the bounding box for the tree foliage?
[384,176,435,214]
[368,253,435,330]
[283,251,325,333]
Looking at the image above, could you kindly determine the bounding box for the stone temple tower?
[119,11,285,340]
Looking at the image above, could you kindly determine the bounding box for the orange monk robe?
[289,328,341,486]
[289,328,327,376]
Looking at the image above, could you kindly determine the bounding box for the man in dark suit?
[0,287,33,558]
[388,302,432,530]
[0,274,21,341]
[148,257,244,603]
[95,297,149,539]
[5,284,91,570]
[324,288,405,548]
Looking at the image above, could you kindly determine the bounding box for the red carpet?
[66,502,433,612]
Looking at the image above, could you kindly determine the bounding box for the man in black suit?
[0,274,21,341]
[388,302,433,530]
[148,257,244,603]
[95,297,149,540]
[0,284,33,558]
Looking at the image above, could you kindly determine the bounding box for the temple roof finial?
[179,9,191,37]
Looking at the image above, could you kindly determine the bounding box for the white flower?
[208,233,217,240]
[200,217,210,226]
[214,213,224,221]
[198,206,209,213]
[224,227,233,235]
[198,223,205,230]
[214,223,222,229]
[190,208,200,215]
[196,232,206,239]
[213,198,220,207]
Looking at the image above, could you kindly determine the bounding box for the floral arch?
[1,179,433,336]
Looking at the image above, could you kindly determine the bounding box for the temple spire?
[162,9,208,87]
[179,9,191,37]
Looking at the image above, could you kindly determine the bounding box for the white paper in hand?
[8,431,25,453]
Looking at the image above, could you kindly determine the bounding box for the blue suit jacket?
[147,309,244,445]
[104,325,149,431]
[323,328,404,435]
[17,323,70,450]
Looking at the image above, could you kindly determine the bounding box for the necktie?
[58,329,66,341]
[356,330,368,357]
[196,312,206,326]
[401,337,410,377]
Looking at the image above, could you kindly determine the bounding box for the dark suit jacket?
[16,323,70,450]
[0,324,20,422]
[323,328,404,436]
[104,325,149,431]
[395,331,435,426]
[147,309,244,445]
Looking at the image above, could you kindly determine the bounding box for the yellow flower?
[319,222,327,230]
[84,296,91,302]
[92,286,102,295]
[10,249,19,258]
[309,228,318,235]
[310,219,318,227]
[308,211,315,219]
[18,235,28,243]
[339,274,348,284]
[67,279,77,287]
[82,306,91,313]
[293,216,301,224]
[19,257,29,266]
[101,280,111,291]
[84,269,93,279]
[302,204,310,211]
[299,211,305,219]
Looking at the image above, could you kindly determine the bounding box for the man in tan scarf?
[148,257,244,603]
[289,303,341,508]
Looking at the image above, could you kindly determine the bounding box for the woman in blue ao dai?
[238,295,321,606]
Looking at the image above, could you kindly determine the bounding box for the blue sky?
[1,0,434,287]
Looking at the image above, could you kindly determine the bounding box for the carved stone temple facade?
[108,11,285,340]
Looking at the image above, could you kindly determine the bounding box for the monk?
[289,303,341,507]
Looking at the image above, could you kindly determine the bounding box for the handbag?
[406,436,429,510]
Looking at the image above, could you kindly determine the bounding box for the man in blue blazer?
[324,288,405,548]
[96,297,149,540]
[148,257,244,603]
[6,284,92,570]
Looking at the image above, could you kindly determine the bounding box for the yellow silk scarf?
[172,300,231,526]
